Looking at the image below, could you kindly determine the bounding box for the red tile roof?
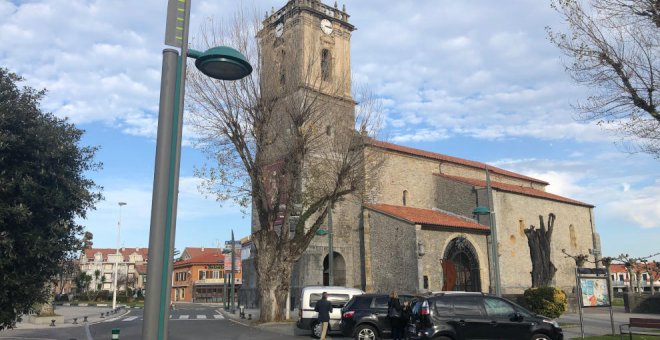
[369,140,549,185]
[174,247,225,267]
[83,247,148,262]
[435,173,594,208]
[366,203,490,231]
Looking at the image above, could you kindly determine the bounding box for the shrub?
[523,287,567,318]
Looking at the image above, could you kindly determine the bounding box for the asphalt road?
[0,304,297,340]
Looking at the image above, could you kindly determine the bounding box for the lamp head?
[188,46,252,80]
[315,229,329,236]
[118,202,127,207]
[472,206,490,215]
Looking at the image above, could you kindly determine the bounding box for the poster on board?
[580,277,610,307]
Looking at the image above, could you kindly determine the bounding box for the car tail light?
[343,311,355,319]
[420,300,430,315]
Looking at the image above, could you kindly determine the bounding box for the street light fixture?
[472,166,502,297]
[143,1,253,339]
[315,205,334,286]
[112,202,127,310]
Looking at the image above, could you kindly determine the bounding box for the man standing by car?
[314,292,333,340]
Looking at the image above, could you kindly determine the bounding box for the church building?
[241,0,600,306]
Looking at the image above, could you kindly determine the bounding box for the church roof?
[435,174,594,208]
[366,203,490,231]
[369,140,549,185]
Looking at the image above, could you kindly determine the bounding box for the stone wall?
[493,190,597,294]
[366,210,419,294]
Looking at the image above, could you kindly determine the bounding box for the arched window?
[321,49,331,80]
[403,190,408,206]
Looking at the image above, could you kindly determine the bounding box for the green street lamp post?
[472,167,502,297]
[143,1,252,339]
[315,205,334,286]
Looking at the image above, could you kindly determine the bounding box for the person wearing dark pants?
[314,292,333,340]
[388,291,403,340]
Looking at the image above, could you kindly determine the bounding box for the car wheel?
[354,324,378,340]
[530,334,551,340]
[311,322,322,338]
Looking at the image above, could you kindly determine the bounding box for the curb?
[56,303,144,309]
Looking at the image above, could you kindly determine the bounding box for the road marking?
[179,315,189,319]
[122,316,138,321]
[213,314,224,319]
[196,315,206,319]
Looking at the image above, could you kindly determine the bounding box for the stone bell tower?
[247,0,364,305]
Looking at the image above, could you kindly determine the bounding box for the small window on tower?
[403,190,408,206]
[280,50,286,85]
[326,125,332,136]
[423,275,429,289]
[321,49,331,80]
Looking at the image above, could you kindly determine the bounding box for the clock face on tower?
[275,22,284,37]
[320,19,333,35]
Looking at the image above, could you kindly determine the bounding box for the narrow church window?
[423,275,429,289]
[403,190,408,206]
[326,125,332,136]
[279,50,286,85]
[321,49,331,80]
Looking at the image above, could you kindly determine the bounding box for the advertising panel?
[580,277,610,307]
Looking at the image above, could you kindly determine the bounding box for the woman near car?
[387,291,404,340]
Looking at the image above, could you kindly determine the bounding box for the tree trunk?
[254,232,296,322]
[524,213,557,287]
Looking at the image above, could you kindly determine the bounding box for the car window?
[411,301,421,315]
[353,297,372,309]
[309,293,351,308]
[484,297,515,318]
[433,296,453,317]
[373,296,389,308]
[452,296,484,317]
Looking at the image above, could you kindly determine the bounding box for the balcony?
[194,278,242,286]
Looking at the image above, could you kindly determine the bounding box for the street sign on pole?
[165,0,187,48]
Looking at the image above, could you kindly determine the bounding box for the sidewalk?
[221,307,310,337]
[558,306,659,339]
[10,305,130,330]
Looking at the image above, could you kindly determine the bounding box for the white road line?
[179,315,189,319]
[196,315,206,319]
[122,316,138,322]
[213,314,224,319]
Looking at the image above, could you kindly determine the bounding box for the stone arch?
[442,236,481,292]
[323,251,346,286]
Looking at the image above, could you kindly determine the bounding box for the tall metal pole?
[113,202,127,310]
[142,48,179,340]
[328,204,334,286]
[231,230,236,313]
[485,168,502,296]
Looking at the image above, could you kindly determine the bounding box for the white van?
[296,286,364,338]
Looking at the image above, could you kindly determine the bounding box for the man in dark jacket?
[314,292,333,340]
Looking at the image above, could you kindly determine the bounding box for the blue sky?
[1,0,658,259]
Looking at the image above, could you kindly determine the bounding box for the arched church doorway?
[442,237,481,292]
[323,252,346,286]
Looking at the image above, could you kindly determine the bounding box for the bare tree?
[549,0,660,158]
[525,213,558,287]
[186,10,382,321]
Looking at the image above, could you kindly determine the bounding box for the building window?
[423,275,429,289]
[326,125,332,136]
[199,270,206,280]
[403,190,408,206]
[321,49,331,80]
[279,50,286,85]
[213,271,220,279]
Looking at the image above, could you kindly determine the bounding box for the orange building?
[171,247,242,303]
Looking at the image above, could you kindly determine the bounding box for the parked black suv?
[407,292,563,340]
[340,293,416,340]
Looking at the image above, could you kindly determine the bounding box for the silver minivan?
[296,286,364,338]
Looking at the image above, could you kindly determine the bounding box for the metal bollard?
[106,312,109,317]
[248,314,252,320]
[50,319,56,327]
[112,328,120,339]
[73,317,78,324]
[100,312,105,318]
[83,316,88,322]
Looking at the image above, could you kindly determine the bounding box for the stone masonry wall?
[493,190,596,294]
[366,210,419,294]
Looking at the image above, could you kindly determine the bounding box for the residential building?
[172,247,242,303]
[610,263,660,293]
[79,247,148,293]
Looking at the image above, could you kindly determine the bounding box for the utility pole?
[328,205,334,286]
[113,202,127,310]
[230,230,236,313]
